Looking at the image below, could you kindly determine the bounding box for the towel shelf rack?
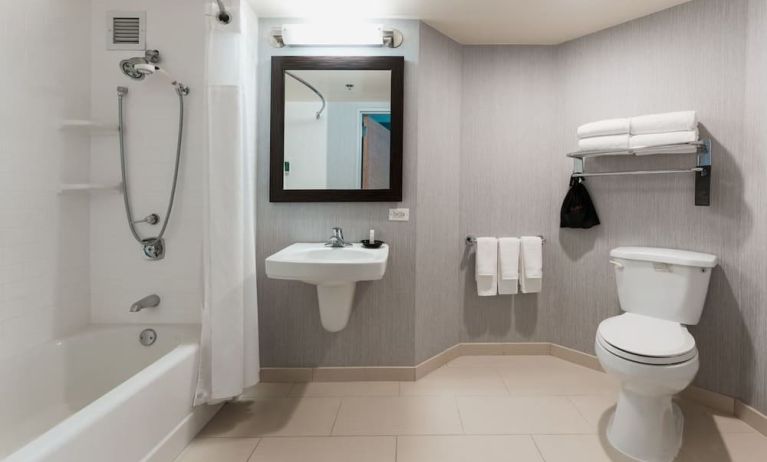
[466,235,545,247]
[567,140,711,206]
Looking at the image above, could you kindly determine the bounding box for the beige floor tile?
[457,396,593,434]
[684,432,767,462]
[289,381,399,397]
[568,394,617,427]
[400,366,509,396]
[332,396,463,435]
[397,435,544,462]
[248,437,395,462]
[533,434,696,462]
[238,383,294,400]
[200,397,341,437]
[497,357,619,395]
[175,438,260,462]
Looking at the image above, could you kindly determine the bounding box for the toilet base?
[607,388,684,462]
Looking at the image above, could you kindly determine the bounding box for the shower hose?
[117,86,186,249]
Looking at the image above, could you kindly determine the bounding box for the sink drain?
[139,328,157,346]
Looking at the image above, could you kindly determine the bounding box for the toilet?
[595,247,718,462]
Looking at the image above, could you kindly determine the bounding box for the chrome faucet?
[130,294,161,312]
[325,227,351,248]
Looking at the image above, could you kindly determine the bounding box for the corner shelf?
[566,140,711,206]
[59,119,119,134]
[58,183,123,194]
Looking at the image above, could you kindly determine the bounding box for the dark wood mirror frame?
[270,56,405,202]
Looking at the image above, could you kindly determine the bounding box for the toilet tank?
[610,247,718,325]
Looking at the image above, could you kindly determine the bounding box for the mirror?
[270,56,404,202]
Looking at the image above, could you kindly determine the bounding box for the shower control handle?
[133,214,160,226]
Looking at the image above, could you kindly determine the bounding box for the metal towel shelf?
[567,140,712,206]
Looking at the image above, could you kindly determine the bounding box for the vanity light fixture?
[270,23,403,48]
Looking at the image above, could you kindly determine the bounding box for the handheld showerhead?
[119,51,189,95]
[120,57,154,80]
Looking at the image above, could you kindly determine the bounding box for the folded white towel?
[475,237,498,297]
[578,134,630,151]
[630,130,699,150]
[519,236,542,294]
[497,238,520,295]
[577,118,630,139]
[630,111,698,135]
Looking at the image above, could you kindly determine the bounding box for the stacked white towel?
[475,237,498,296]
[577,111,699,151]
[577,118,630,138]
[498,238,520,295]
[628,111,699,149]
[577,118,630,151]
[630,111,698,134]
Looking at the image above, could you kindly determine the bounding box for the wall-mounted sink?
[266,243,389,332]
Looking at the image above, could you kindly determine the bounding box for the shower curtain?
[195,0,259,405]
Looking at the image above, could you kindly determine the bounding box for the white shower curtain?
[195,0,259,405]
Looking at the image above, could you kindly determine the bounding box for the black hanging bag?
[560,176,600,229]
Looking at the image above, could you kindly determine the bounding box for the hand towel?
[629,130,699,151]
[475,237,498,296]
[630,111,698,135]
[578,134,630,151]
[577,118,630,139]
[497,237,520,295]
[519,236,542,294]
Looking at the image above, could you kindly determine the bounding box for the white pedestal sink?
[265,243,389,332]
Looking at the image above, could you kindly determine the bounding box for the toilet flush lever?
[609,260,624,270]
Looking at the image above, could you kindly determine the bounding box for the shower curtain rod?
[215,0,232,24]
[285,71,327,119]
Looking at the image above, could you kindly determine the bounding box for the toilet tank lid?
[610,247,718,268]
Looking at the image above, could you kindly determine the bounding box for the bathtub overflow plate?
[139,328,157,346]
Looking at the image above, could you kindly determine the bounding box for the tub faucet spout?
[130,294,160,312]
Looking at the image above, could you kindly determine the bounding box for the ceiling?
[286,70,391,102]
[251,0,693,45]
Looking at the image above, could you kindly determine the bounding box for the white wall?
[89,0,207,324]
[0,0,92,358]
[284,102,328,189]
[326,101,390,189]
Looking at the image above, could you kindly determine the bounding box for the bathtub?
[1,324,220,462]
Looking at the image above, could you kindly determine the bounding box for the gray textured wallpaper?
[256,0,767,413]
[256,19,421,367]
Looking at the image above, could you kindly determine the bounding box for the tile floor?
[177,355,767,462]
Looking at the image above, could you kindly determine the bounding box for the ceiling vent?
[107,11,146,50]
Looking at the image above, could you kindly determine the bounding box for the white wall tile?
[0,0,92,358]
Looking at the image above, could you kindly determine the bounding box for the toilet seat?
[597,313,697,365]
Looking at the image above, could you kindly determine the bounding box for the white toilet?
[595,247,718,462]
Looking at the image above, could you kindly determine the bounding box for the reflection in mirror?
[283,70,392,190]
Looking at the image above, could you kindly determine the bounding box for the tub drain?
[139,328,157,346]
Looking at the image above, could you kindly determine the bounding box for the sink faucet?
[130,294,161,312]
[325,227,352,248]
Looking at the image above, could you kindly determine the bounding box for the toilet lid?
[597,313,696,363]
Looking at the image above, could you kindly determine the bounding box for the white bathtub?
[1,324,220,462]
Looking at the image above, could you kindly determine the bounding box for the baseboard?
[735,400,767,438]
[679,385,735,415]
[258,341,767,437]
[550,343,603,372]
[143,403,222,462]
[260,342,552,383]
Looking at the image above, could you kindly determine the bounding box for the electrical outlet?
[389,208,409,221]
